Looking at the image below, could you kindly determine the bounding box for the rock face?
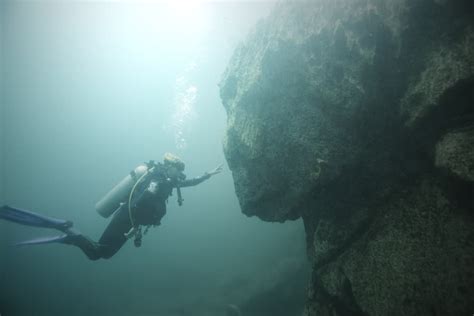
[219,0,474,315]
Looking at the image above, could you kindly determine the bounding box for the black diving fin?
[0,205,81,246]
[0,205,72,232]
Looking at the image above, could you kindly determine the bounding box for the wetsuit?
[68,171,211,260]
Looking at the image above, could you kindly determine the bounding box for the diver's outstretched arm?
[179,164,223,188]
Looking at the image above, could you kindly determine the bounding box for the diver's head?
[163,152,186,181]
[163,152,185,171]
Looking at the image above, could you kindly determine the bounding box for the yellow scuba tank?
[95,164,148,218]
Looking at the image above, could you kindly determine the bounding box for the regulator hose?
[127,167,153,229]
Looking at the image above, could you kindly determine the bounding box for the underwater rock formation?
[220,0,474,315]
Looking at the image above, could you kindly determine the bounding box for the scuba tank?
[95,164,149,218]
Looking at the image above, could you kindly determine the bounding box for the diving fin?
[15,234,70,247]
[0,205,73,232]
[14,227,82,247]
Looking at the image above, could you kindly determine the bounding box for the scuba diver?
[0,153,223,260]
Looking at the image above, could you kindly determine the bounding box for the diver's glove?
[206,164,223,177]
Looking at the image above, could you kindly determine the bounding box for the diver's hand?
[206,164,223,177]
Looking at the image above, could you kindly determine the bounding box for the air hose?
[127,167,153,233]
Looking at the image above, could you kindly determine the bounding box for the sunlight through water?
[154,0,209,150]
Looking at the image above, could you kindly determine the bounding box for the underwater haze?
[0,1,308,316]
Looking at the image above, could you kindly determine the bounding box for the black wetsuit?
[69,169,210,260]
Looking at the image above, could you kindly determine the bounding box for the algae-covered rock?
[435,127,474,181]
[220,0,474,314]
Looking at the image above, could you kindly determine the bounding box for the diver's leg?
[96,205,132,259]
[64,206,131,260]
[63,234,104,261]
